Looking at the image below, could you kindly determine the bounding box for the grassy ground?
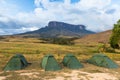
[0,37,99,70]
[0,37,120,80]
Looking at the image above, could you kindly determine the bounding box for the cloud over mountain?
[0,0,120,35]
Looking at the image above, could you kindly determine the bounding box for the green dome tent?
[4,54,29,71]
[62,54,83,69]
[41,54,61,71]
[87,53,119,68]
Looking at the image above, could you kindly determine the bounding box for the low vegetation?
[0,37,96,71]
[98,44,115,53]
[0,36,120,71]
[40,37,77,45]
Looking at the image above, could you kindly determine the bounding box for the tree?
[110,20,120,49]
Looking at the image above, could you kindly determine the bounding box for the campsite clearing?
[0,37,120,80]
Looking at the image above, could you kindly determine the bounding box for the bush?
[104,47,115,53]
[41,38,75,45]
[98,44,115,53]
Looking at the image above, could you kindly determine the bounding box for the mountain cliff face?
[20,21,95,38]
[48,21,86,31]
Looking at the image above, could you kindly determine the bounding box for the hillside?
[18,21,95,38]
[75,30,112,44]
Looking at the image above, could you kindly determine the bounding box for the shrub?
[104,47,115,53]
[98,44,115,53]
[41,38,75,45]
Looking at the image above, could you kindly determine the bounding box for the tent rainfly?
[87,53,119,68]
[4,54,28,71]
[41,54,61,71]
[62,54,83,69]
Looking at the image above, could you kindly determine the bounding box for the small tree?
[110,20,120,49]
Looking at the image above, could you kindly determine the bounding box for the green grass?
[0,37,120,72]
[0,37,120,80]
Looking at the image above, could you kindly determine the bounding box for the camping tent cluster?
[41,54,83,71]
[3,53,119,71]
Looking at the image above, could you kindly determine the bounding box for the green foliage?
[104,47,115,53]
[98,44,115,53]
[110,20,120,49]
[41,38,75,45]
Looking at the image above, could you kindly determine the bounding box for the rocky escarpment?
[19,21,95,38]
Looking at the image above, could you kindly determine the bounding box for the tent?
[62,54,83,69]
[87,53,119,68]
[41,54,61,71]
[4,54,28,71]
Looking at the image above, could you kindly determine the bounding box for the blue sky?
[0,0,120,35]
[6,0,35,12]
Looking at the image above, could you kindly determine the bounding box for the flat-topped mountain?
[19,21,95,38]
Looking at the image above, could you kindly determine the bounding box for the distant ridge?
[18,21,95,38]
[75,30,112,43]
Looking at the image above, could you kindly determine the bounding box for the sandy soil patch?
[0,76,6,80]
[20,72,40,78]
[50,70,119,80]
[87,73,118,80]
[20,72,39,76]
[49,77,65,80]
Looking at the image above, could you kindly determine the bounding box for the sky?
[0,0,120,35]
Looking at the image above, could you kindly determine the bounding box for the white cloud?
[0,0,19,17]
[0,15,10,22]
[0,29,5,35]
[32,0,119,32]
[78,0,111,9]
[21,26,39,31]
[34,0,41,7]
[1,0,120,35]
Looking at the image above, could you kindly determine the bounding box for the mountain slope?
[75,30,112,44]
[19,21,95,38]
